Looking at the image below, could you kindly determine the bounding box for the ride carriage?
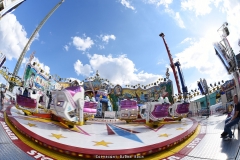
[83,96,98,120]
[16,86,96,126]
[16,87,40,115]
[169,101,190,119]
[140,97,190,127]
[48,86,97,123]
[119,99,138,122]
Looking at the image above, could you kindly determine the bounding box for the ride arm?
[174,61,188,95]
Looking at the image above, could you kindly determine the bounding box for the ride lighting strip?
[5,106,199,159]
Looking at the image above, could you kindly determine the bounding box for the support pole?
[159,33,181,95]
[9,0,64,92]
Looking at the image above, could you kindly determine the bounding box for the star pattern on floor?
[27,122,37,127]
[50,133,66,140]
[92,140,113,147]
[159,133,170,137]
[176,127,184,130]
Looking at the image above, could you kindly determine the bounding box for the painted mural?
[83,77,113,116]
[121,80,174,104]
[69,74,174,112]
[24,64,50,91]
[221,79,235,92]
[113,85,122,96]
[84,79,100,93]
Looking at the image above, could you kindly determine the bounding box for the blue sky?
[0,0,240,94]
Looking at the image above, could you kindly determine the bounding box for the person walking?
[1,90,5,106]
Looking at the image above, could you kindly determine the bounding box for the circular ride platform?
[5,106,198,159]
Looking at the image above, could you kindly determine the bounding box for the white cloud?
[165,8,185,28]
[32,57,50,74]
[22,57,28,64]
[181,0,223,16]
[34,32,39,41]
[169,0,240,92]
[64,45,69,51]
[0,13,29,60]
[72,36,94,51]
[101,34,116,43]
[120,0,135,10]
[180,37,192,44]
[181,0,212,16]
[74,60,93,77]
[145,0,173,7]
[175,29,231,87]
[99,45,105,50]
[174,12,185,28]
[220,1,240,54]
[145,0,185,28]
[157,59,167,65]
[74,54,163,86]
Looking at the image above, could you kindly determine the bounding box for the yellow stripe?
[143,125,201,160]
[4,111,84,160]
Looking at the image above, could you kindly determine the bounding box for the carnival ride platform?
[0,103,240,160]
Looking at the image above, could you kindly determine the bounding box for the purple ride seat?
[151,104,170,118]
[83,101,97,113]
[121,105,138,109]
[65,86,82,97]
[120,100,126,105]
[83,108,96,113]
[120,100,138,110]
[16,95,37,109]
[89,102,97,108]
[176,103,190,114]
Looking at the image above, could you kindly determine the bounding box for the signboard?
[23,63,49,91]
[222,79,235,92]
[213,42,231,73]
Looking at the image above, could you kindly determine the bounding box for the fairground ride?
[159,33,188,100]
[7,0,64,92]
[213,22,240,100]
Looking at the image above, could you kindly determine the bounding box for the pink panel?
[176,103,190,114]
[132,101,137,105]
[16,95,37,109]
[151,104,170,118]
[84,102,90,108]
[120,101,126,105]
[83,108,92,112]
